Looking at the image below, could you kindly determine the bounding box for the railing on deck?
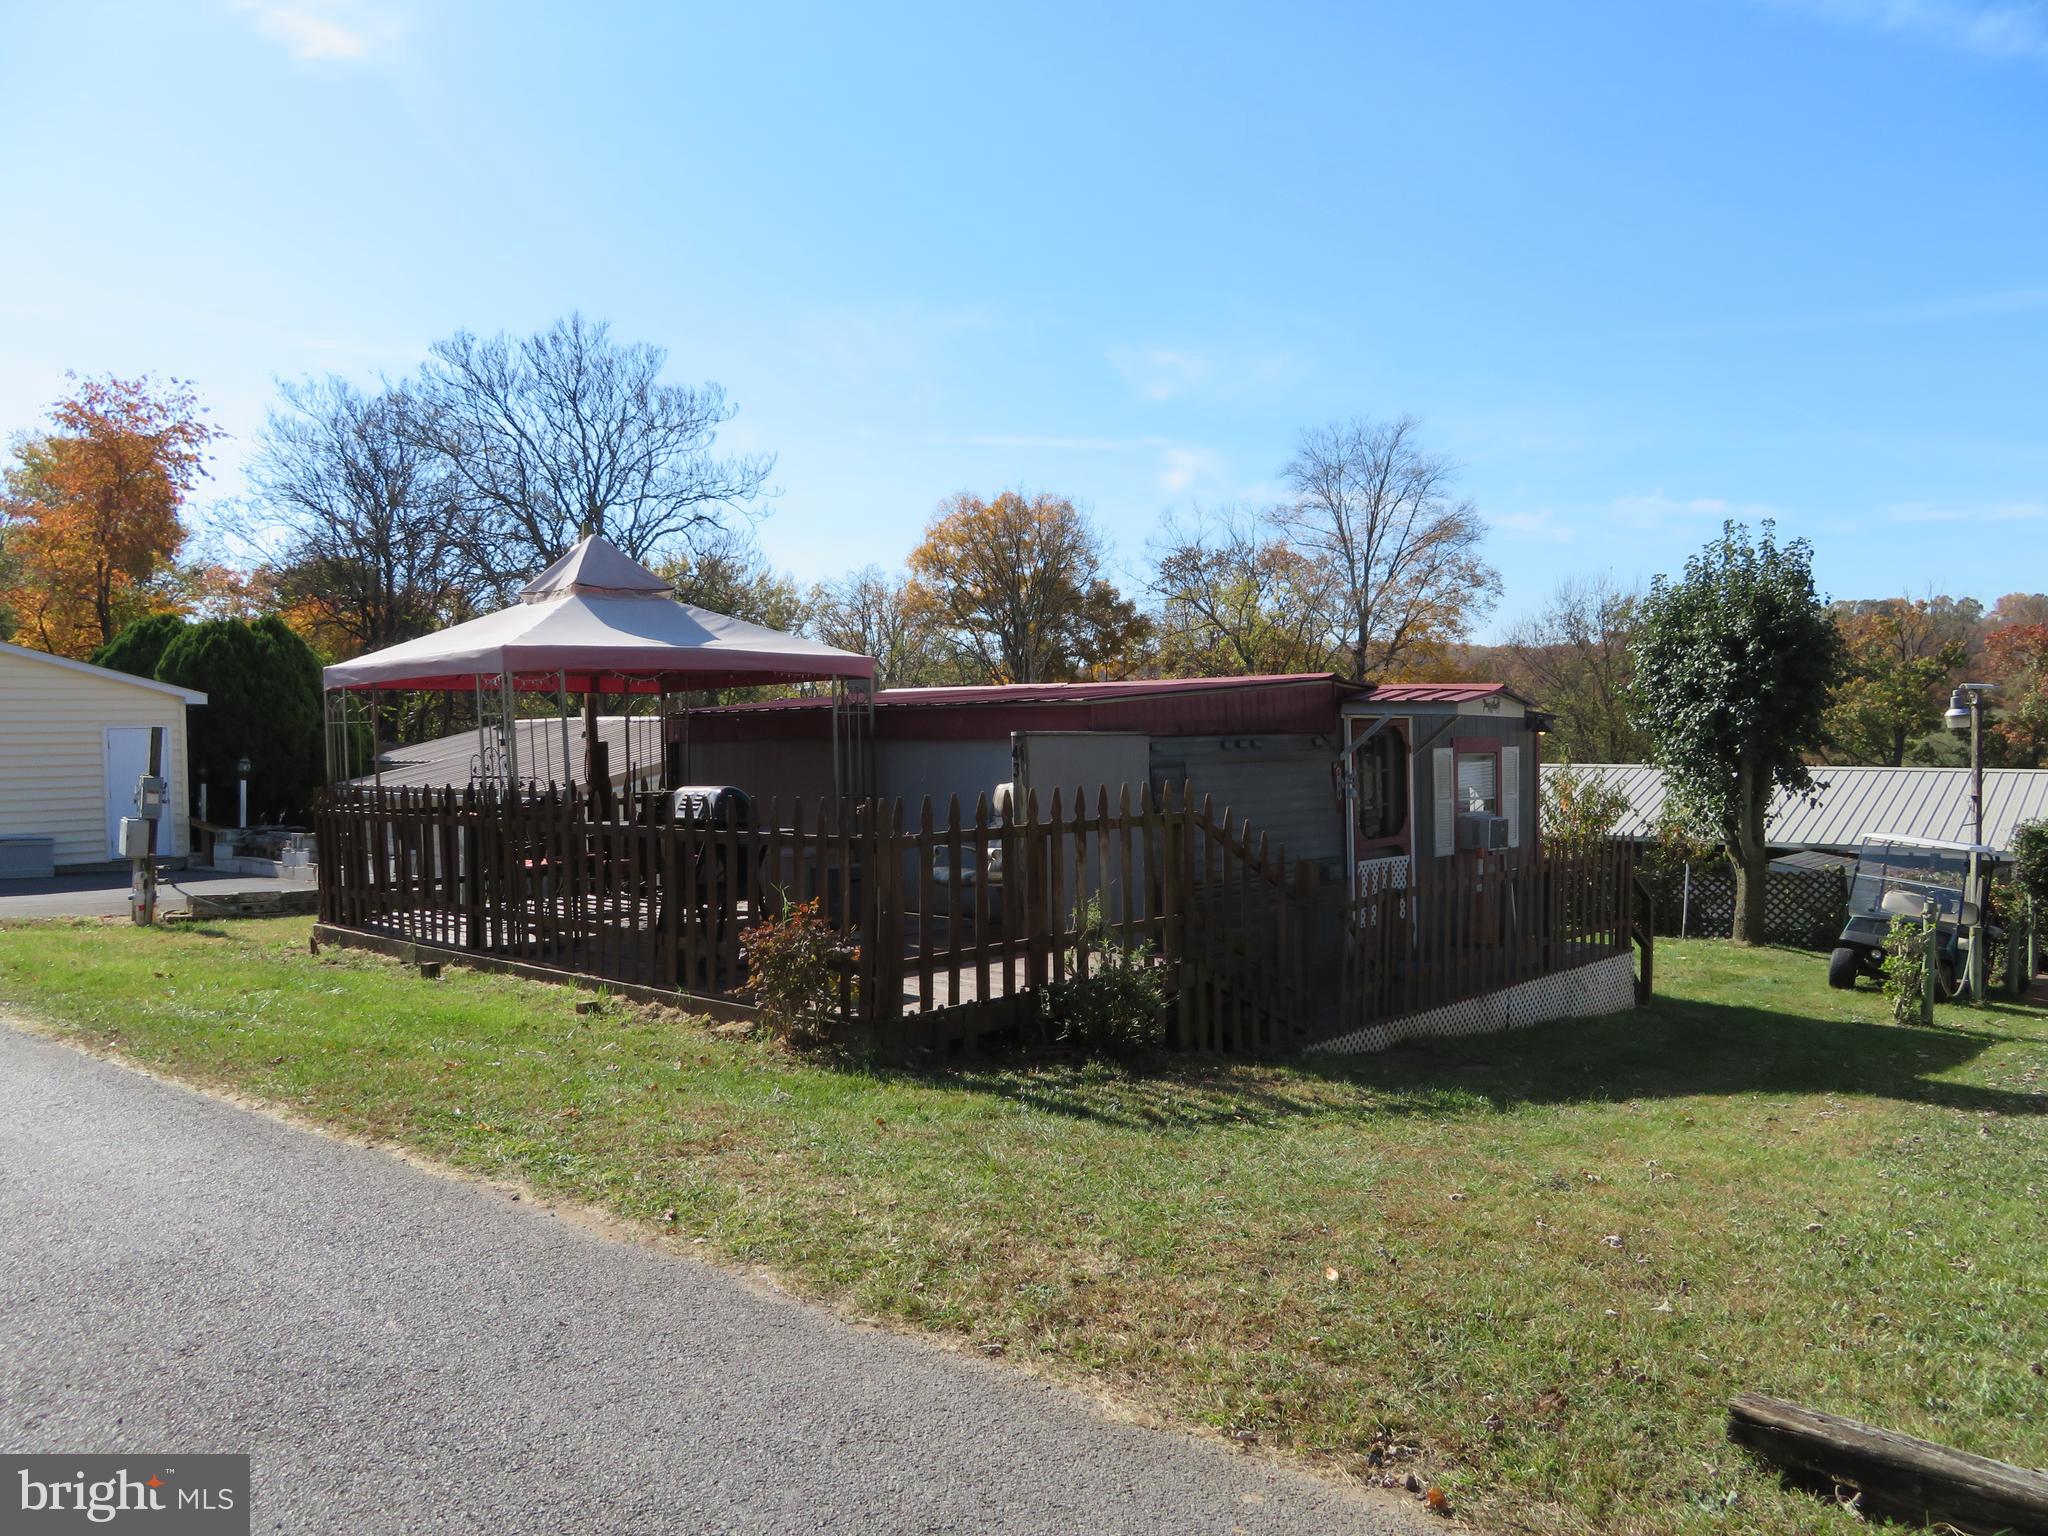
[316,788,1644,1053]
[315,782,1320,1053]
[1338,839,1640,1031]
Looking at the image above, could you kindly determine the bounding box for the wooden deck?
[316,784,1642,1055]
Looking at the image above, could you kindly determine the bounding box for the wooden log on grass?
[1729,1393,2048,1534]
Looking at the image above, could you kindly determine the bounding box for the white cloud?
[1157,446,1221,494]
[1766,0,2048,61]
[1886,498,2048,522]
[957,433,1169,453]
[1606,491,1778,528]
[235,1,409,64]
[1104,345,1210,401]
[1492,509,1576,542]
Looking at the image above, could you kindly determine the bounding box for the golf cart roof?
[1859,831,1999,858]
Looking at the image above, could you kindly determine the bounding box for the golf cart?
[1827,833,2002,993]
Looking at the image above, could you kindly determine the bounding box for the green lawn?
[1,916,2043,1534]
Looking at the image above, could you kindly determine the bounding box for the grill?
[667,785,754,828]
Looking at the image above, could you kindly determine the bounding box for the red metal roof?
[1365,681,1513,703]
[681,674,1521,717]
[681,673,1362,716]
[870,673,1356,708]
[672,672,1533,746]
[679,673,1377,742]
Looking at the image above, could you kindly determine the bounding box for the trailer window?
[1455,750,1498,814]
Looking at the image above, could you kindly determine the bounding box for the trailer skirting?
[1309,951,1638,1056]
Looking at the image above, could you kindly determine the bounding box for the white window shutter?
[1502,745,1521,847]
[1433,748,1455,856]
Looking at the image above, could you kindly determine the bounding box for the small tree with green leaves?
[1538,762,1633,855]
[1880,914,1933,1026]
[2013,819,2048,983]
[1630,523,1843,944]
[2014,820,2048,914]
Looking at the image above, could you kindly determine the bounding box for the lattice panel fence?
[1641,863,1845,948]
[1312,951,1638,1056]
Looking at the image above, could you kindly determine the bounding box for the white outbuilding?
[0,640,206,875]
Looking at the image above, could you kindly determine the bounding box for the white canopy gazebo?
[323,535,875,793]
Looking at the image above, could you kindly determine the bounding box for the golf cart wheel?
[1828,946,1864,990]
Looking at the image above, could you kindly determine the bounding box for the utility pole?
[126,727,167,926]
[1945,682,2001,1002]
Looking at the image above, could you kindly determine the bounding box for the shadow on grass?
[897,992,2048,1131]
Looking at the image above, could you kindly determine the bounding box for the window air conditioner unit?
[1456,812,1510,852]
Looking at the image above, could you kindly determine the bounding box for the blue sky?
[2,0,2044,637]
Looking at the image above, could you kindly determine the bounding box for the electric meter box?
[133,774,167,820]
[118,818,153,859]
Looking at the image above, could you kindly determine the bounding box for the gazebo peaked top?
[520,536,675,602]
[321,534,876,694]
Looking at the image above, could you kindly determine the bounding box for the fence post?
[879,799,907,1030]
[1632,861,1654,1003]
[1921,908,1940,1024]
[2025,895,2039,997]
[1292,859,1319,1043]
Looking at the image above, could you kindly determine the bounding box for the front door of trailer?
[103,726,157,859]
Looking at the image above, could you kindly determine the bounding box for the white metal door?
[103,727,154,858]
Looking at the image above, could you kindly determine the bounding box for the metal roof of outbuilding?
[1547,762,2048,855]
[346,715,665,789]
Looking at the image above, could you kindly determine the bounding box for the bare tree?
[245,375,469,659]
[413,313,773,595]
[1501,577,1646,761]
[1274,415,1500,680]
[808,564,953,688]
[1146,503,1340,676]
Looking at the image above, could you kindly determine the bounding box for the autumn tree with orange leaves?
[1985,622,2048,767]
[905,491,1150,683]
[1,375,219,657]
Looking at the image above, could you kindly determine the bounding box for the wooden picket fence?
[315,786,1645,1053]
[1339,839,1639,1028]
[314,781,1320,1053]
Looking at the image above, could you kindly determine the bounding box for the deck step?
[185,888,322,919]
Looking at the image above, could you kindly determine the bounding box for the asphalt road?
[0,870,308,921]
[0,1020,1430,1535]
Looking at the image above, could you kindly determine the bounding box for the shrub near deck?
[0,920,2043,1536]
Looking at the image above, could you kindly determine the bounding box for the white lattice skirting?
[1309,952,1639,1056]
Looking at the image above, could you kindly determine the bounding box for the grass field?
[1,916,2043,1534]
